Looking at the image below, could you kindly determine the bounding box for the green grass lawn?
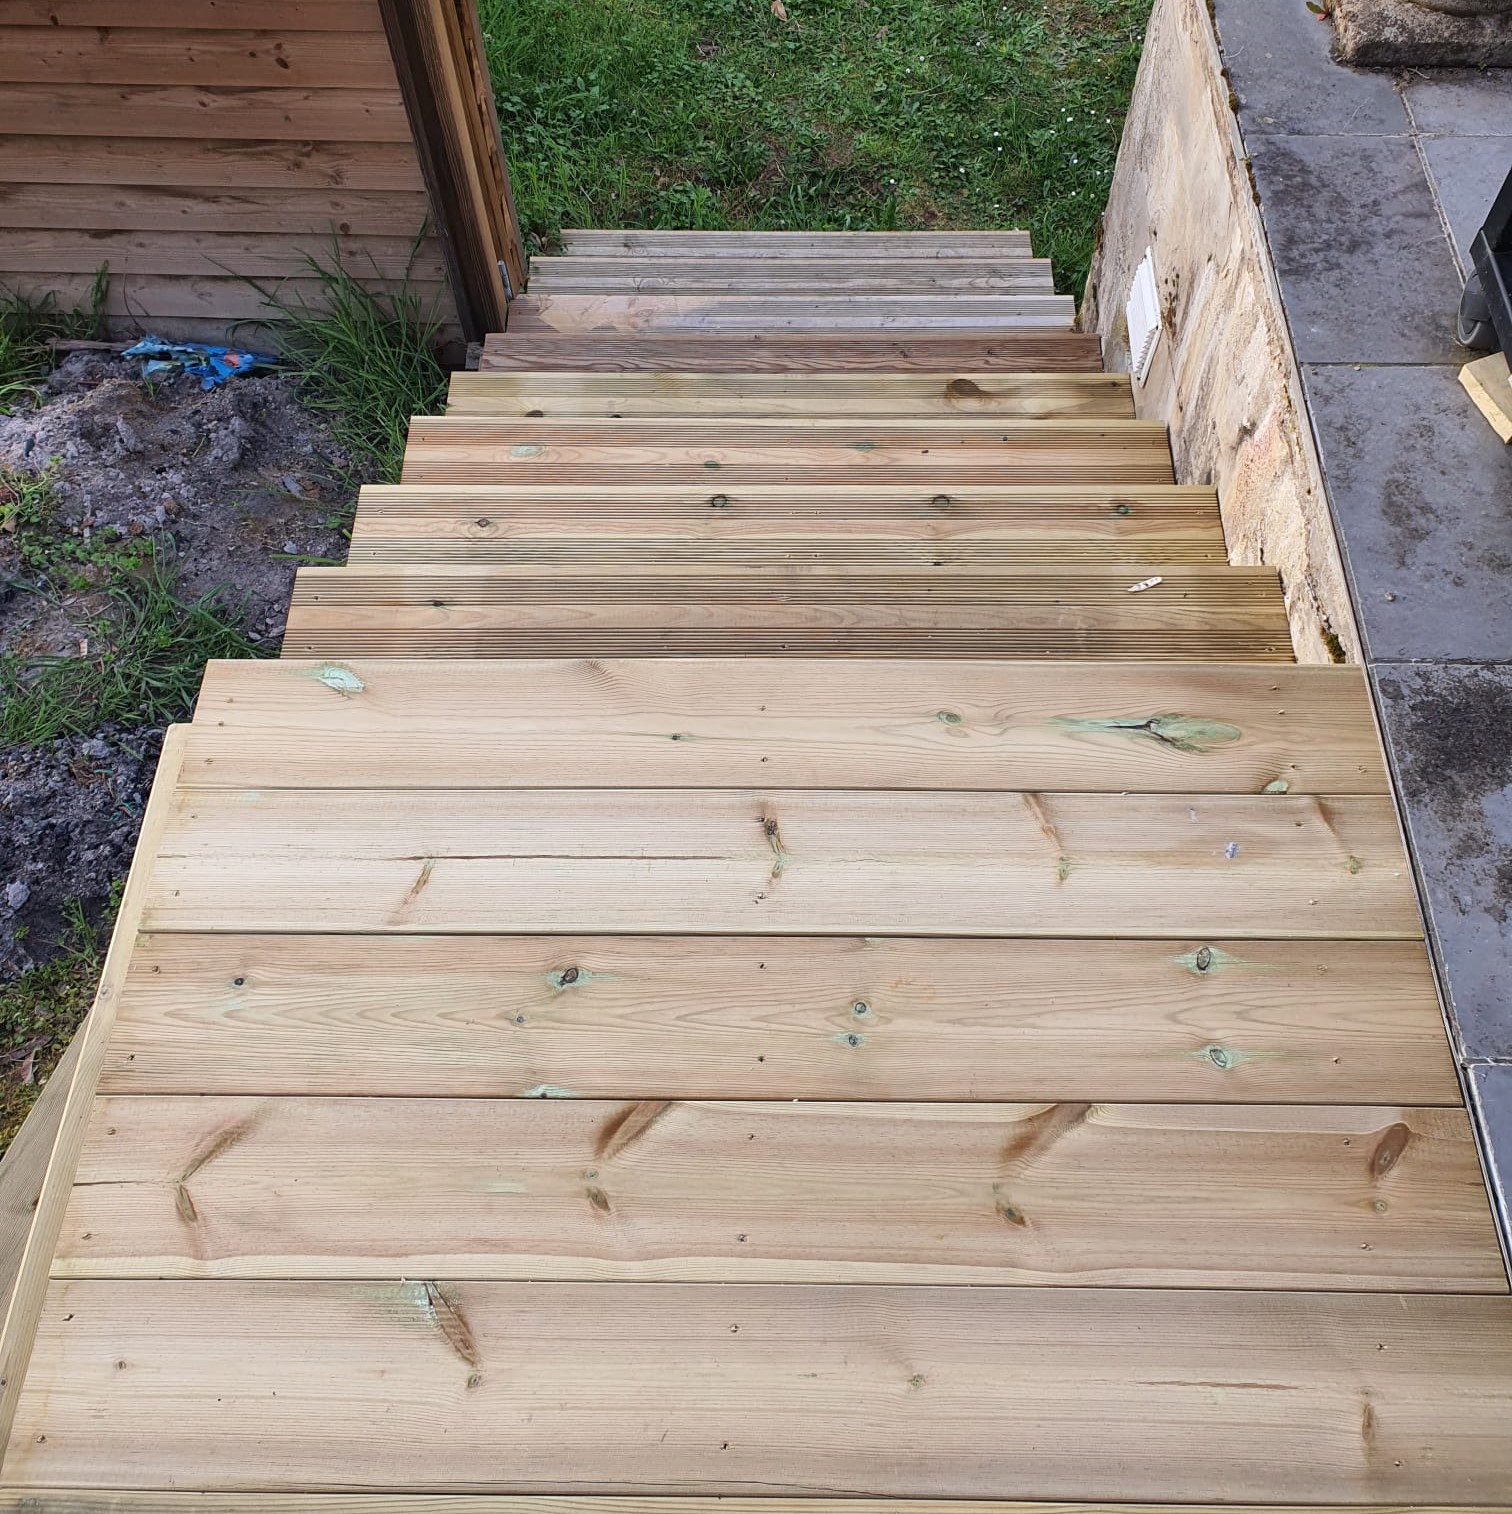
[477,0,1151,295]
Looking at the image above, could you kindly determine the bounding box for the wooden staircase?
[3,230,1511,1508]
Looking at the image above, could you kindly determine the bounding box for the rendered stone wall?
[1081,0,1360,664]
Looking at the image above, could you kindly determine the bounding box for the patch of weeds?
[477,0,1152,293]
[0,550,266,747]
[250,248,448,487]
[0,892,112,1155]
[2,463,151,591]
[0,268,108,416]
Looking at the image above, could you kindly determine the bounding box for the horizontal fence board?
[11,1281,1512,1500]
[478,333,1105,372]
[190,658,1387,793]
[444,370,1135,419]
[0,1,384,26]
[0,27,397,87]
[0,228,446,280]
[143,788,1418,937]
[59,1098,1501,1289]
[0,135,423,190]
[0,83,413,140]
[100,933,1456,1103]
[507,293,1076,334]
[0,183,433,234]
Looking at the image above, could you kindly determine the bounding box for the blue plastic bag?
[121,336,279,391]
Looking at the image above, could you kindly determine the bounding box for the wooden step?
[526,256,1058,294]
[190,658,1385,793]
[478,333,1104,372]
[445,370,1135,419]
[559,229,1036,257]
[143,787,1413,937]
[15,1281,1512,1500]
[101,931,1454,1103]
[398,416,1175,486]
[281,565,1291,662]
[506,293,1076,334]
[345,482,1224,566]
[60,1097,1499,1289]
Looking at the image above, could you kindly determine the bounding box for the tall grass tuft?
[250,246,449,485]
[0,268,108,415]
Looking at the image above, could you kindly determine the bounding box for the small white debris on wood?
[1126,576,1163,593]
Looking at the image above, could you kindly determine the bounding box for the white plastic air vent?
[1126,247,1161,385]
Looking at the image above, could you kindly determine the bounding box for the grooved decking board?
[350,482,1217,526]
[142,789,1417,937]
[478,334,1104,372]
[11,1282,1512,1500]
[190,659,1385,794]
[507,294,1075,333]
[98,933,1455,1103]
[281,567,1291,662]
[559,230,1037,257]
[525,259,1058,294]
[399,417,1174,487]
[9,1504,1511,1514]
[445,370,1135,419]
[57,1097,1501,1290]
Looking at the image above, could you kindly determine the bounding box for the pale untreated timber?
[59,1097,1500,1289]
[144,789,1418,937]
[478,334,1104,372]
[99,933,1454,1104]
[507,293,1075,333]
[0,85,413,140]
[0,28,396,87]
[445,370,1135,419]
[525,258,1058,294]
[3,1502,1508,1514]
[10,1282,1512,1500]
[560,229,1036,257]
[0,136,424,191]
[191,659,1385,794]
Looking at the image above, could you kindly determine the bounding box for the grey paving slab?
[1469,1064,1512,1254]
[1301,361,1512,660]
[1405,68,1512,137]
[1374,664,1512,1062]
[1422,135,1512,277]
[1248,134,1464,363]
[1215,0,1408,137]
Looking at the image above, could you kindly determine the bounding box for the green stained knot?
[936,710,963,725]
[1172,945,1246,975]
[1051,712,1242,755]
[1262,778,1291,794]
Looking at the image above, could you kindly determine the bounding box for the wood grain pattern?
[0,27,396,87]
[3,1502,1508,1514]
[0,183,433,235]
[191,658,1385,793]
[507,293,1075,334]
[99,933,1455,1104]
[0,135,424,190]
[142,788,1418,938]
[559,230,1036,257]
[59,1097,1501,1289]
[478,334,1104,372]
[525,258,1058,294]
[11,1281,1512,1500]
[2,1,384,27]
[0,84,413,140]
[445,370,1135,419]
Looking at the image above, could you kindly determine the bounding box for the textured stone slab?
[1332,0,1512,68]
[1302,362,1512,661]
[1247,134,1464,364]
[1422,135,1512,276]
[1470,1064,1512,1261]
[1374,663,1512,1061]
[1405,67,1512,137]
[1215,0,1408,137]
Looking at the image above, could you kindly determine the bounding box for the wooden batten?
[0,0,523,356]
